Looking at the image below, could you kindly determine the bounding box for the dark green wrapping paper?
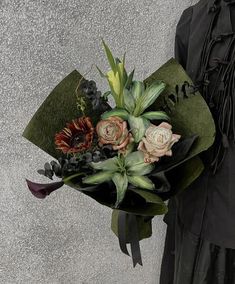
[22,59,216,244]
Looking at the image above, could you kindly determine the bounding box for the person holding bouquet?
[160,0,235,283]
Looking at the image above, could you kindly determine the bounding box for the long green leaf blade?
[125,151,145,167]
[125,151,154,175]
[128,115,150,142]
[128,163,154,176]
[112,173,128,207]
[134,81,166,116]
[128,175,155,190]
[91,157,119,171]
[102,39,117,72]
[131,81,145,101]
[123,88,135,113]
[142,111,170,121]
[83,171,114,185]
[125,69,135,89]
[101,108,129,120]
[96,65,107,78]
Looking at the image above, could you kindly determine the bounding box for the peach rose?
[96,116,132,151]
[138,122,181,163]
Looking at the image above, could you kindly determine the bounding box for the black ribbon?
[117,211,143,267]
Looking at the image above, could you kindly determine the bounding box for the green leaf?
[102,39,117,72]
[91,157,119,171]
[112,173,128,207]
[128,115,150,142]
[96,65,107,78]
[127,175,155,190]
[117,62,124,90]
[131,81,145,101]
[107,78,119,106]
[115,57,121,64]
[125,151,145,168]
[102,91,111,100]
[125,69,135,89]
[122,52,126,66]
[142,111,170,121]
[101,108,129,120]
[129,188,166,206]
[123,68,128,87]
[134,81,166,116]
[83,171,114,185]
[63,172,86,183]
[123,88,135,113]
[128,163,154,176]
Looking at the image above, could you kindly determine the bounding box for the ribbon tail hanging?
[117,211,143,267]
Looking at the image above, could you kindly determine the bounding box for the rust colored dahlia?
[55,117,94,154]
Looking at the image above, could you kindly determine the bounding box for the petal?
[138,140,147,153]
[113,135,129,150]
[26,179,64,199]
[165,150,173,156]
[172,133,181,141]
[144,153,159,163]
[152,148,169,157]
[143,139,156,153]
[158,122,172,130]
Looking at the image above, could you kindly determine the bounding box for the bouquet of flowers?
[23,41,215,267]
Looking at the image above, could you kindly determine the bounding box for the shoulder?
[176,6,193,33]
[177,0,210,26]
[176,6,193,39]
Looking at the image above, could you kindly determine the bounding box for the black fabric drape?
[160,0,235,283]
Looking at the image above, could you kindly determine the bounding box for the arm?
[174,7,193,69]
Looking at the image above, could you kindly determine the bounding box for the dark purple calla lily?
[26,179,64,199]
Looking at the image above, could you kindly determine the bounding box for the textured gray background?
[1,0,196,283]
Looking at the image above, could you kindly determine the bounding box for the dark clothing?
[160,0,235,283]
[160,217,235,284]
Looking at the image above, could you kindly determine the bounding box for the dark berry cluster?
[37,157,82,180]
[37,145,116,180]
[83,145,117,163]
[79,79,110,111]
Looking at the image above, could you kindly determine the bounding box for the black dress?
[160,0,235,283]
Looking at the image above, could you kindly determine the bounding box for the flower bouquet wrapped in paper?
[23,41,215,267]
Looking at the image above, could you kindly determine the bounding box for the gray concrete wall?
[1,0,196,283]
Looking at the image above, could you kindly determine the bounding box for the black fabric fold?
[195,0,235,173]
[160,216,235,284]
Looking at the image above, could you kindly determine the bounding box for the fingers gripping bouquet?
[23,41,215,267]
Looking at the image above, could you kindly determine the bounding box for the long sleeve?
[174,7,193,69]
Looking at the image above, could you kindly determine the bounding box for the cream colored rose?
[138,122,181,163]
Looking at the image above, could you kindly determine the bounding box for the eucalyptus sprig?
[83,151,155,208]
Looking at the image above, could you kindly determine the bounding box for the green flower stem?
[115,92,124,108]
[63,173,84,183]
